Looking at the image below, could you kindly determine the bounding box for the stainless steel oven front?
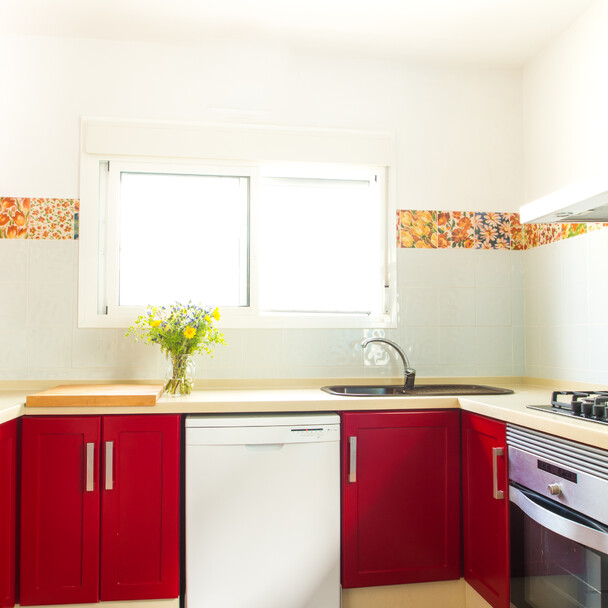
[508,425,608,608]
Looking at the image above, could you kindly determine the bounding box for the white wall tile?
[397,249,438,288]
[0,326,28,369]
[242,329,283,370]
[400,287,439,327]
[401,326,439,366]
[510,251,524,287]
[475,327,513,366]
[0,240,28,281]
[1,237,538,381]
[27,327,72,369]
[0,281,27,329]
[513,326,525,370]
[281,329,327,368]
[439,287,476,326]
[475,288,511,326]
[511,287,524,326]
[199,329,243,371]
[474,250,511,287]
[439,327,477,365]
[72,328,118,368]
[324,330,364,366]
[28,280,74,328]
[435,250,475,287]
[114,333,164,379]
[28,240,76,283]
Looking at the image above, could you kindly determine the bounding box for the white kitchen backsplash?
[524,227,608,385]
[0,239,525,381]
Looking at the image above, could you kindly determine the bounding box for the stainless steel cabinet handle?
[492,447,505,500]
[85,442,95,492]
[348,436,357,483]
[105,441,114,490]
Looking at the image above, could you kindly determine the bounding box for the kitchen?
[2,0,608,607]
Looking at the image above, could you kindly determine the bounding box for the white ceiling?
[0,0,596,65]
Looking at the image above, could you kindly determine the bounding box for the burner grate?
[528,390,608,424]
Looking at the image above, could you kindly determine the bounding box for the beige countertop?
[2,381,608,449]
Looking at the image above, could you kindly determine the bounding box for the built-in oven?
[508,425,608,608]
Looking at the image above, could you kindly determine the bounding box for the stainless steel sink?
[321,384,513,396]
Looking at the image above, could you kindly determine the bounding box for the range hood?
[519,176,608,223]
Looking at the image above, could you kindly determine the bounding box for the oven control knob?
[547,483,562,496]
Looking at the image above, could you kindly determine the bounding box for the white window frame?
[79,118,397,329]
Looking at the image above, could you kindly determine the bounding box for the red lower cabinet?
[341,410,461,588]
[0,419,18,608]
[20,415,180,606]
[21,417,101,605]
[100,415,180,601]
[462,411,509,608]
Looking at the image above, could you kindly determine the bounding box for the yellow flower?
[205,314,211,323]
[150,319,161,328]
[183,326,196,339]
[212,308,220,321]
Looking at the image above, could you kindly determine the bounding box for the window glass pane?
[118,172,248,306]
[258,175,383,314]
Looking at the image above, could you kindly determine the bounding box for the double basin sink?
[322,384,513,397]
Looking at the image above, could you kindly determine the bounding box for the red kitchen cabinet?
[20,417,101,605]
[20,415,180,606]
[100,415,180,601]
[0,419,19,608]
[341,410,461,588]
[462,411,509,608]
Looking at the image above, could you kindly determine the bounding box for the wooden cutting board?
[26,384,165,407]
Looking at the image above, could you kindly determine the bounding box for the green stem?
[165,353,194,395]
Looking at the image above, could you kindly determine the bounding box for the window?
[110,166,249,308]
[257,170,383,315]
[79,119,396,328]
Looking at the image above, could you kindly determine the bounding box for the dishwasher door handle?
[348,436,357,483]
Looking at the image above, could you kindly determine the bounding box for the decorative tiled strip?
[397,210,608,250]
[0,198,79,239]
[0,197,605,248]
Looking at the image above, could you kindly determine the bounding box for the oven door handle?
[510,485,608,554]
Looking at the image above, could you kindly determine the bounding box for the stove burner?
[528,390,608,425]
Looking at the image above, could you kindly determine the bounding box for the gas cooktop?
[528,390,608,425]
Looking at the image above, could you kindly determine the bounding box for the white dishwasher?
[185,413,341,608]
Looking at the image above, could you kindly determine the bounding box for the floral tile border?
[438,211,476,248]
[397,210,437,248]
[398,210,608,250]
[0,198,29,238]
[0,197,78,239]
[510,213,524,250]
[475,212,511,250]
[1,195,607,249]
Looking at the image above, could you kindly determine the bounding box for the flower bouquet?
[126,301,225,396]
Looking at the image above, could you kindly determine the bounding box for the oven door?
[510,483,608,608]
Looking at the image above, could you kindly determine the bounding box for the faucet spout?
[361,338,416,390]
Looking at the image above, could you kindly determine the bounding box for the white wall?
[523,0,608,203]
[521,0,608,385]
[0,34,522,211]
[0,33,524,382]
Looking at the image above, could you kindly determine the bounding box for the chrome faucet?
[361,338,416,390]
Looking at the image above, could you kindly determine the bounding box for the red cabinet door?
[341,410,461,588]
[462,411,509,608]
[100,415,180,601]
[20,416,101,606]
[0,419,18,608]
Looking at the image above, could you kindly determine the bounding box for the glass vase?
[164,353,195,396]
